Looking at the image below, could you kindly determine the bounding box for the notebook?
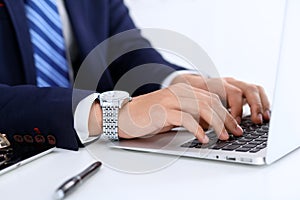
[0,133,55,175]
[112,0,300,165]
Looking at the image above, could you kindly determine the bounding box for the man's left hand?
[171,74,271,125]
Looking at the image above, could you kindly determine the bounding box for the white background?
[2,2,300,200]
[124,0,286,100]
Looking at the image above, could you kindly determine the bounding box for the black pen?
[53,161,102,200]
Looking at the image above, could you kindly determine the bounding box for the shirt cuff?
[161,70,208,88]
[74,93,100,144]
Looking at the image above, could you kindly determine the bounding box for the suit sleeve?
[107,0,187,95]
[0,84,92,150]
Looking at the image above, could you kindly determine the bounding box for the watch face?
[101,91,130,101]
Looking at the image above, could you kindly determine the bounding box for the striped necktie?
[25,0,71,88]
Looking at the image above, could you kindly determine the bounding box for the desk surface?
[1,145,300,200]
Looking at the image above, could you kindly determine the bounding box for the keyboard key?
[194,143,203,148]
[237,138,252,143]
[221,144,241,151]
[201,141,219,149]
[210,143,229,150]
[257,144,267,149]
[236,147,252,152]
[243,144,258,148]
[250,148,261,153]
[207,133,218,139]
[232,141,247,145]
[246,126,257,131]
[248,141,264,145]
[251,132,264,137]
[245,135,259,140]
[180,141,199,148]
[257,129,266,134]
[255,137,268,142]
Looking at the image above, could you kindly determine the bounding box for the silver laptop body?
[112,0,300,165]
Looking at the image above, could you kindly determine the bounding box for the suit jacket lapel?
[3,0,36,84]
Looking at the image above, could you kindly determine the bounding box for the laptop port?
[226,156,236,161]
[240,157,253,163]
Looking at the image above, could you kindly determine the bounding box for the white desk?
[1,144,300,200]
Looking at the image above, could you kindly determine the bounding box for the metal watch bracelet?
[102,105,119,141]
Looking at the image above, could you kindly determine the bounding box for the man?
[0,0,270,150]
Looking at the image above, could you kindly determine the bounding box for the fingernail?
[235,116,241,124]
[221,131,229,140]
[235,125,243,135]
[203,135,210,143]
[258,113,263,124]
[265,110,271,119]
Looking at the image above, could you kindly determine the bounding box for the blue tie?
[25,0,71,88]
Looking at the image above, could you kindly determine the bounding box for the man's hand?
[89,83,243,143]
[88,74,269,143]
[171,74,271,124]
[117,83,243,143]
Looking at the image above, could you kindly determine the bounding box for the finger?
[190,83,243,135]
[257,86,271,121]
[245,86,264,124]
[197,105,229,140]
[175,94,243,137]
[204,92,243,137]
[223,113,244,137]
[168,83,243,138]
[226,79,264,124]
[202,99,243,138]
[226,84,244,124]
[167,110,209,143]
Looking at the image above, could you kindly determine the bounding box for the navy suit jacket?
[0,0,184,150]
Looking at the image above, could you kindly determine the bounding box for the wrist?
[98,91,132,141]
[88,99,103,137]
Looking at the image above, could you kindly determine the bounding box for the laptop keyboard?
[180,115,269,153]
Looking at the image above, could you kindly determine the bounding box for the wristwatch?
[98,91,132,141]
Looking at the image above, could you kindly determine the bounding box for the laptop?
[0,133,55,175]
[112,0,300,165]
